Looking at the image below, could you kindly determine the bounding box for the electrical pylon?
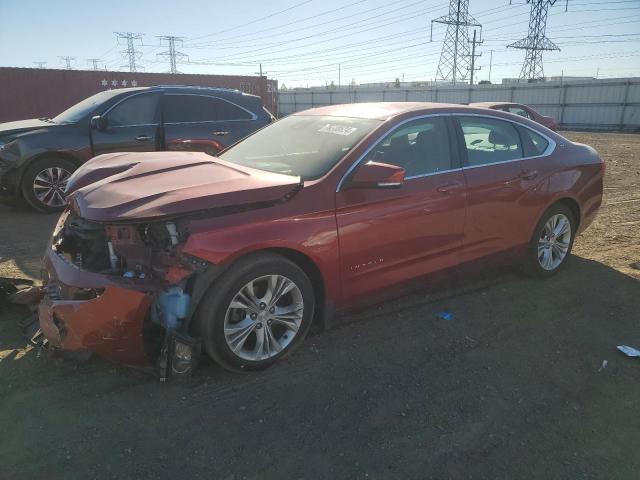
[157,36,188,74]
[431,0,481,84]
[115,32,143,72]
[507,0,561,81]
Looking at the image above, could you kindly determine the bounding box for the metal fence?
[278,78,640,131]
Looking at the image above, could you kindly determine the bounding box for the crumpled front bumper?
[38,241,155,366]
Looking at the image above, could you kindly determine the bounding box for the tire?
[523,203,576,277]
[21,157,76,213]
[193,252,315,373]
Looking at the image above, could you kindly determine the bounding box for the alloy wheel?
[538,213,572,271]
[32,167,71,207]
[224,275,304,361]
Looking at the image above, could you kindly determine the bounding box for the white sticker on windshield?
[318,124,358,136]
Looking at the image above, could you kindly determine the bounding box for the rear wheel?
[194,253,315,372]
[523,203,576,277]
[21,157,76,212]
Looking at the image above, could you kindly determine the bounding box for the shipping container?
[0,67,278,122]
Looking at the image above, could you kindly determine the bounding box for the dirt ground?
[1,132,639,480]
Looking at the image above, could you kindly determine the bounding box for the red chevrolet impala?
[39,102,603,377]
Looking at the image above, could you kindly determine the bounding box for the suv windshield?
[221,115,380,180]
[53,90,128,124]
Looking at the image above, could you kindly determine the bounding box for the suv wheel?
[194,252,315,372]
[21,157,76,212]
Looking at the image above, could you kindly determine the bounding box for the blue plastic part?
[436,311,454,321]
[157,286,191,330]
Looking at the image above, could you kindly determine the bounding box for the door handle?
[136,135,151,142]
[505,170,538,185]
[519,169,538,180]
[212,131,229,136]
[436,183,463,194]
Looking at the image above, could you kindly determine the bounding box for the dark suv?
[0,86,274,211]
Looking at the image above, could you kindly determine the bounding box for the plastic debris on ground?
[436,311,454,321]
[598,360,608,372]
[617,345,640,357]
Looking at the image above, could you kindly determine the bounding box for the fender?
[182,206,342,307]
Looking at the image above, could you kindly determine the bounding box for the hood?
[65,151,302,222]
[0,118,55,137]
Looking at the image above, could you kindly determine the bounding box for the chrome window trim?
[336,113,451,193]
[335,112,556,192]
[111,123,158,128]
[405,167,463,180]
[163,93,258,122]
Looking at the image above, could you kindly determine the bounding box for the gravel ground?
[0,131,639,480]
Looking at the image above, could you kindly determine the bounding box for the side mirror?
[347,161,405,189]
[90,115,108,130]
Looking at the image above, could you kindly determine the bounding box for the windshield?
[53,90,125,124]
[220,115,381,180]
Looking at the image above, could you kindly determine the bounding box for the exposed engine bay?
[43,210,214,380]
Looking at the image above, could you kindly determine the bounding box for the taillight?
[600,157,606,175]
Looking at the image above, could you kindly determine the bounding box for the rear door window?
[458,116,524,166]
[107,94,159,127]
[164,95,253,123]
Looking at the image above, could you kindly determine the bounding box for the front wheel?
[523,203,576,277]
[21,157,76,212]
[194,253,315,372]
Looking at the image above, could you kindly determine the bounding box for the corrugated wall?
[278,78,640,131]
[0,67,278,122]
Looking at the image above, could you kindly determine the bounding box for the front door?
[91,92,161,156]
[335,116,467,301]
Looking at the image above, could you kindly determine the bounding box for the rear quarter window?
[517,126,550,157]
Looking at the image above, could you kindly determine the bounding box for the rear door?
[162,94,260,155]
[454,115,555,262]
[91,92,161,155]
[335,115,467,300]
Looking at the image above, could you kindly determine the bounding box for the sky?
[1,0,639,87]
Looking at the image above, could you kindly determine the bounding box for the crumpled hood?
[65,151,302,222]
[0,118,54,137]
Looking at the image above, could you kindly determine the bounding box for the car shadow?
[1,255,638,382]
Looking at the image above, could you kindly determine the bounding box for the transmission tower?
[86,58,102,71]
[115,32,143,72]
[156,36,188,74]
[58,56,76,70]
[33,62,47,69]
[507,0,562,81]
[431,0,481,84]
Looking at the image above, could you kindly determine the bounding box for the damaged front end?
[39,209,215,380]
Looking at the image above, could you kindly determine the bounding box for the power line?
[431,0,482,83]
[156,36,188,73]
[115,32,143,72]
[187,0,371,48]
[33,62,47,69]
[189,0,313,42]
